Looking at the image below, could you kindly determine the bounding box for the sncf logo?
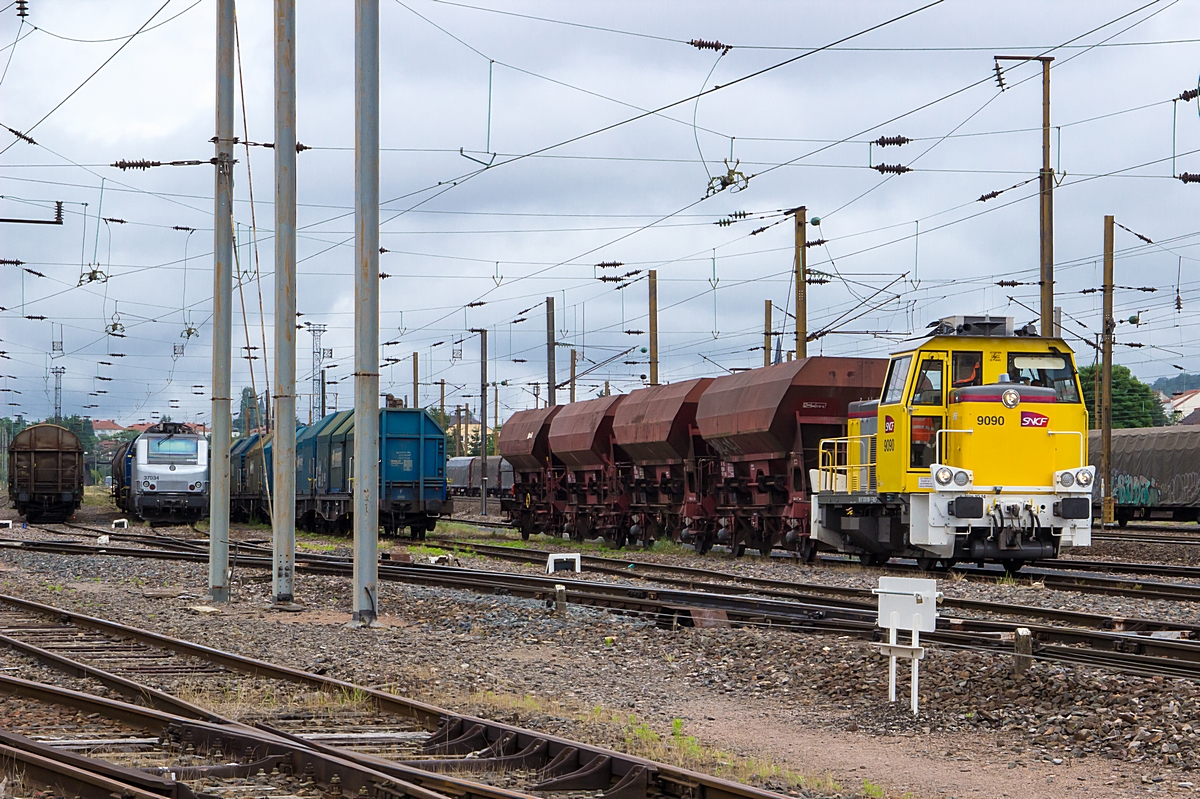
[884,415,895,433]
[1021,411,1050,428]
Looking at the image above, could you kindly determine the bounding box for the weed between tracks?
[175,681,373,719]
[427,686,842,794]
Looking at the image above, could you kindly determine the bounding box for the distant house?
[91,420,125,438]
[125,423,155,434]
[1168,389,1200,422]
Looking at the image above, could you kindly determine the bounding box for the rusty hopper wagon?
[498,405,562,539]
[612,378,714,548]
[7,423,85,522]
[695,358,890,557]
[548,394,630,544]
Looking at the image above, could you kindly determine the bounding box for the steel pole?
[546,296,556,405]
[412,351,419,409]
[569,348,576,402]
[648,270,659,385]
[793,206,807,358]
[271,0,298,607]
[763,299,772,368]
[1040,59,1054,336]
[208,0,235,603]
[352,0,380,626]
[479,329,488,515]
[1102,214,1114,526]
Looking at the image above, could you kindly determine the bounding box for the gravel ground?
[5,504,1200,797]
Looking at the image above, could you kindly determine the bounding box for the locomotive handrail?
[1048,429,1085,466]
[934,427,973,465]
[817,434,876,494]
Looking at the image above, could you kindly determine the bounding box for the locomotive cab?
[817,315,1094,570]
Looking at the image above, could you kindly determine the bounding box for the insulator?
[805,278,830,285]
[978,190,1001,202]
[112,159,160,171]
[53,202,63,224]
[715,219,733,227]
[729,210,749,219]
[872,135,911,147]
[379,247,390,254]
[25,315,46,321]
[0,258,24,265]
[16,0,28,18]
[596,260,623,269]
[624,330,645,335]
[993,61,1007,91]
[805,239,827,248]
[872,163,911,175]
[466,300,487,307]
[23,268,45,277]
[296,142,311,152]
[378,272,391,279]
[689,38,731,54]
[512,358,527,363]
[749,226,768,236]
[1178,173,1200,183]
[110,353,126,357]
[597,275,623,283]
[511,318,526,324]
[103,217,127,224]
[1179,88,1200,102]
[173,225,195,232]
[623,269,642,277]
[996,280,1023,288]
[1177,295,1184,311]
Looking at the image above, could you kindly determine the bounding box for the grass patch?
[297,540,337,552]
[175,681,373,720]
[82,485,111,507]
[448,689,840,793]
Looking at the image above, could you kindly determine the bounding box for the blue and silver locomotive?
[111,421,210,525]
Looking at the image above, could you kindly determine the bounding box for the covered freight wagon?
[498,405,563,538]
[7,423,84,521]
[1088,427,1200,525]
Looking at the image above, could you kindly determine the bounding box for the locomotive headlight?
[142,481,150,487]
[953,469,970,486]
[934,466,954,486]
[1058,471,1075,488]
[1075,469,1093,487]
[1001,388,1021,409]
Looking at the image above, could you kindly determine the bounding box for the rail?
[816,433,876,493]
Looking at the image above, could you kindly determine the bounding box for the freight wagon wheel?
[758,542,773,557]
[734,544,747,558]
[696,533,713,555]
[1004,561,1024,576]
[796,538,816,563]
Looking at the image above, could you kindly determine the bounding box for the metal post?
[763,300,772,369]
[569,348,577,402]
[479,329,488,515]
[546,296,556,405]
[996,55,1054,335]
[352,0,380,626]
[1040,58,1054,337]
[493,383,498,446]
[271,0,298,608]
[648,270,659,385]
[440,379,445,427]
[1053,306,1062,338]
[209,0,235,603]
[604,380,609,397]
[793,206,807,358]
[1102,214,1114,527]
[455,405,462,457]
[320,367,327,417]
[412,351,419,409]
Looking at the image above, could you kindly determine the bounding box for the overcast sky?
[2,0,1199,426]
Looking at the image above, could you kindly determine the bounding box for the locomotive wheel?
[915,557,936,572]
[860,553,888,568]
[1004,561,1024,575]
[935,559,957,572]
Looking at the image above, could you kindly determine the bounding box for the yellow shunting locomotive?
[813,315,1094,572]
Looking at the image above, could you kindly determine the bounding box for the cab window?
[881,355,912,404]
[952,351,983,388]
[1007,353,1081,402]
[909,359,943,406]
[910,416,943,469]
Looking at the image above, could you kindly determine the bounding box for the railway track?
[5,532,1200,680]
[435,526,1200,601]
[0,593,785,799]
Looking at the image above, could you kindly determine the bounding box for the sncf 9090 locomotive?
[814,315,1093,572]
[499,315,1093,569]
